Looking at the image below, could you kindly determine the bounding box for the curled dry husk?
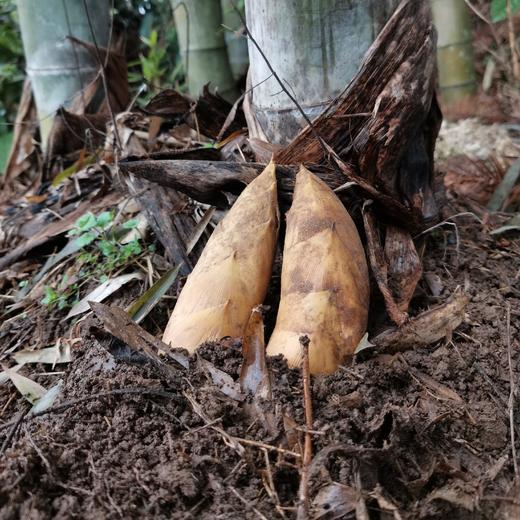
[266,166,369,374]
[163,161,279,352]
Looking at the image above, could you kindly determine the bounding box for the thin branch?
[229,486,269,520]
[81,0,122,151]
[297,335,313,520]
[506,303,519,480]
[229,0,330,159]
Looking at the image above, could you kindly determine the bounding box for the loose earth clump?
[0,222,519,519]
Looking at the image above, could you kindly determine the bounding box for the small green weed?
[41,211,148,310]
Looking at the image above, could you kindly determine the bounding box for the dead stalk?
[506,303,519,480]
[297,335,313,520]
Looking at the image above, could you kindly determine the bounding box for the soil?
[0,214,519,520]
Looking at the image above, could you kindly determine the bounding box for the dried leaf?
[490,214,520,235]
[312,483,359,519]
[488,158,520,212]
[142,88,192,118]
[6,369,47,404]
[31,381,62,414]
[426,481,476,511]
[13,343,71,366]
[385,225,422,313]
[424,272,444,297]
[362,205,407,326]
[2,78,36,189]
[369,487,403,520]
[354,332,376,355]
[198,358,244,401]
[186,207,215,254]
[282,414,301,455]
[409,368,463,403]
[0,191,122,272]
[372,291,468,353]
[67,272,144,319]
[0,364,23,384]
[89,302,189,369]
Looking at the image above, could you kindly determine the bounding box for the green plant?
[491,0,520,22]
[122,0,184,101]
[41,211,146,310]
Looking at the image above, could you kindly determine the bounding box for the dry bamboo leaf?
[266,166,369,374]
[66,272,144,319]
[13,343,71,366]
[89,302,189,370]
[0,364,22,384]
[5,369,47,404]
[362,205,407,326]
[31,381,62,415]
[163,161,279,352]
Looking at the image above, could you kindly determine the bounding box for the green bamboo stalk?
[171,0,239,102]
[16,0,110,149]
[245,0,399,144]
[430,0,477,104]
[221,0,249,80]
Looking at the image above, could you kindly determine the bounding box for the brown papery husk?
[163,161,279,352]
[266,166,369,374]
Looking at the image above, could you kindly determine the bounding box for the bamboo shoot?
[163,162,279,351]
[266,166,369,374]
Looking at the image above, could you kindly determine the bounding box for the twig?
[506,303,519,480]
[25,424,53,474]
[229,0,329,159]
[297,335,313,520]
[81,0,122,151]
[229,486,269,520]
[262,448,287,519]
[0,407,29,454]
[234,437,301,458]
[184,391,245,456]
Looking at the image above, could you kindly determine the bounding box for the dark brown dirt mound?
[0,223,519,520]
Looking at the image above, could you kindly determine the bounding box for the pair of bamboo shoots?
[163,162,369,374]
